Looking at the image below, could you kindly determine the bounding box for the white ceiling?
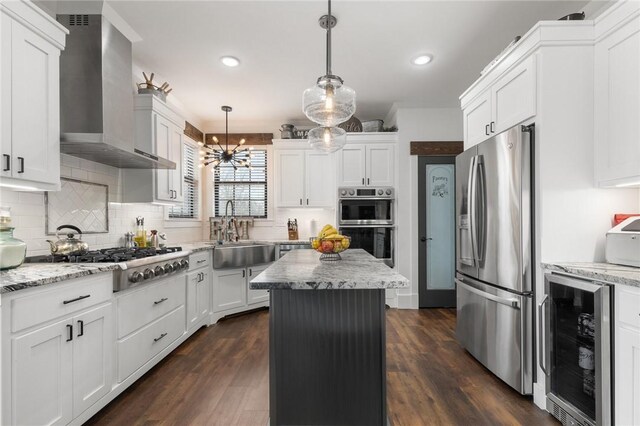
[103,1,590,128]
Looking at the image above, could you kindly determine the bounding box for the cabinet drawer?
[618,287,640,329]
[11,273,112,333]
[117,305,185,382]
[116,276,186,338]
[189,251,210,270]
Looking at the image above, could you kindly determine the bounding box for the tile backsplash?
[0,154,204,256]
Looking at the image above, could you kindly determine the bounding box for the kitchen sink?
[213,243,276,269]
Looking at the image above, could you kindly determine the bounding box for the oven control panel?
[338,187,394,199]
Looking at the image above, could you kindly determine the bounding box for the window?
[169,142,199,219]
[214,149,267,218]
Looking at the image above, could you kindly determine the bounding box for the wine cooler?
[540,273,612,426]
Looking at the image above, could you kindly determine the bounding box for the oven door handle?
[339,225,396,229]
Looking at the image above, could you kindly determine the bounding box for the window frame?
[165,135,202,225]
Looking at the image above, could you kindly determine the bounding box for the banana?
[319,224,338,238]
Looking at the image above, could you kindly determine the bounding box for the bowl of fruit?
[311,225,351,261]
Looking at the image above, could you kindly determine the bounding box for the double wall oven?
[338,187,394,267]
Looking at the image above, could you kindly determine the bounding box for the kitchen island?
[250,249,408,426]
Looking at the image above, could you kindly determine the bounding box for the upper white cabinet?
[336,134,397,187]
[0,2,67,191]
[273,144,334,208]
[462,55,536,148]
[122,95,184,203]
[594,2,640,187]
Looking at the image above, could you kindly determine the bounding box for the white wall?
[394,107,464,309]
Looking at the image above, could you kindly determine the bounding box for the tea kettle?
[46,225,89,255]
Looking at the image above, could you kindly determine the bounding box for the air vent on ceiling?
[69,15,89,26]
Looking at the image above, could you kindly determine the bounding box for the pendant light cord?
[225,109,229,152]
[326,0,332,76]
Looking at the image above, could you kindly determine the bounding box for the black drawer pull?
[154,332,167,342]
[63,294,90,304]
[17,156,24,173]
[153,297,168,305]
[242,270,246,278]
[77,320,84,337]
[3,154,9,171]
[196,259,206,264]
[66,324,73,342]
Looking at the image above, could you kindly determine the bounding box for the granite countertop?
[250,249,409,290]
[0,263,120,294]
[542,262,640,288]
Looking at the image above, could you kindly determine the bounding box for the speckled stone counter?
[542,262,640,288]
[0,263,119,294]
[253,249,407,426]
[250,249,408,290]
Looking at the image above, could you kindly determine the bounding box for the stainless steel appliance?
[25,247,189,292]
[57,14,175,169]
[605,216,640,267]
[541,273,612,426]
[339,187,395,267]
[277,242,311,259]
[455,124,534,395]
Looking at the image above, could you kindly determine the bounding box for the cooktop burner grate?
[25,247,183,264]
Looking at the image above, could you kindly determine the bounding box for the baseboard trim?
[397,293,419,309]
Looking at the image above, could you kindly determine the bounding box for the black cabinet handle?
[249,268,252,276]
[299,198,302,205]
[490,121,495,133]
[306,198,309,205]
[196,259,206,264]
[153,297,168,305]
[3,154,9,171]
[362,178,364,185]
[63,294,91,304]
[242,270,245,278]
[485,124,490,136]
[153,332,167,342]
[66,324,73,342]
[17,157,24,173]
[77,320,84,337]
[367,178,370,185]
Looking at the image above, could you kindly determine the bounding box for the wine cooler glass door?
[543,274,611,426]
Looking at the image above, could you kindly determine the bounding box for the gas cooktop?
[26,246,183,264]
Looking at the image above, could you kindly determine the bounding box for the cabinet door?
[10,18,60,184]
[491,55,536,135]
[170,125,184,202]
[305,151,334,207]
[72,304,112,417]
[275,150,305,207]
[12,319,73,426]
[213,268,247,312]
[247,263,271,305]
[198,270,211,321]
[187,270,210,329]
[338,144,366,186]
[616,326,640,425]
[463,91,492,148]
[155,114,174,201]
[1,13,12,179]
[366,144,395,187]
[595,17,640,185]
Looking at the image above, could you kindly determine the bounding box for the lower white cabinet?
[211,262,272,323]
[187,269,210,330]
[615,286,640,425]
[2,274,113,426]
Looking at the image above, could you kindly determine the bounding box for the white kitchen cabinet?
[247,263,270,305]
[615,285,640,425]
[187,269,210,330]
[0,3,67,191]
[212,267,247,313]
[122,94,184,203]
[595,5,640,187]
[462,56,536,148]
[274,148,334,208]
[337,143,395,187]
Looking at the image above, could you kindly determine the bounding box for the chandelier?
[200,106,252,172]
[302,0,355,153]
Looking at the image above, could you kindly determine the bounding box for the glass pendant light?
[302,0,356,128]
[307,126,346,153]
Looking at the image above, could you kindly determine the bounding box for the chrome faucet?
[224,200,238,242]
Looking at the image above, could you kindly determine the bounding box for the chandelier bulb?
[239,139,246,145]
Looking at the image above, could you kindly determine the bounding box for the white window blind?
[214,149,267,218]
[169,143,199,219]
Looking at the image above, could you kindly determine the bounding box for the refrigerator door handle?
[538,294,549,376]
[469,156,480,263]
[475,155,486,263]
[456,279,520,309]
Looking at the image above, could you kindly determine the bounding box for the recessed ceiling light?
[412,54,433,66]
[220,56,240,67]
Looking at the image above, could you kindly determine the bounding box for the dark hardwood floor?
[87,308,557,426]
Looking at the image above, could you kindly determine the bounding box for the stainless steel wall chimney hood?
[57,14,175,169]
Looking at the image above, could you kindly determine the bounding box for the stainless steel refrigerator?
[455,124,534,395]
